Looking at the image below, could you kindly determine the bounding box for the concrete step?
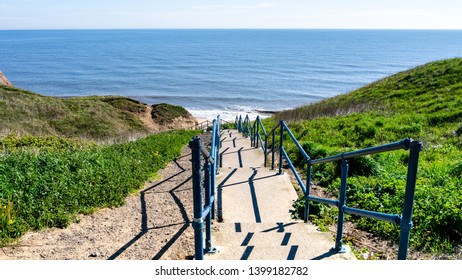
[212,222,332,247]
[206,243,355,260]
[219,130,265,169]
[212,220,322,233]
[216,168,297,223]
[207,222,355,260]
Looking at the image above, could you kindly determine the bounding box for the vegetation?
[264,58,462,256]
[0,86,197,140]
[0,130,197,245]
[151,103,192,125]
[0,85,151,139]
[0,84,201,246]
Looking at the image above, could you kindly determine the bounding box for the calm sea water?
[1,29,462,119]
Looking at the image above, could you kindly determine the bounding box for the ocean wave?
[187,107,275,121]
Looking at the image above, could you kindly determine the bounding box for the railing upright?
[189,136,205,260]
[398,140,422,260]
[203,150,212,252]
[189,115,221,260]
[278,120,284,175]
[334,159,348,252]
[238,115,243,133]
[304,162,312,223]
[264,134,268,167]
[255,118,259,148]
[271,128,276,170]
[210,119,217,222]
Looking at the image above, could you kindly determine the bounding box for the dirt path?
[0,145,196,260]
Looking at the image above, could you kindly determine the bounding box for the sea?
[1,29,462,120]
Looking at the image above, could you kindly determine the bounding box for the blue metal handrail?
[252,116,268,159]
[189,115,221,260]
[243,115,253,139]
[238,115,422,260]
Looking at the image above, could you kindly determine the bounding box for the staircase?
[206,129,355,260]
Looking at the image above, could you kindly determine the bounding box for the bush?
[151,103,192,124]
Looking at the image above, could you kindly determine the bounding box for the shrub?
[151,103,192,124]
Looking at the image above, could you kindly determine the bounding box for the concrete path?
[207,129,355,260]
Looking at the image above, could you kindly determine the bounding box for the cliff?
[0,71,13,87]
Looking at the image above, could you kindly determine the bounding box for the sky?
[1,0,462,30]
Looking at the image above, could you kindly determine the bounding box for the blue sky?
[1,0,461,30]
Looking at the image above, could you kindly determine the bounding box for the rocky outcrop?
[0,71,13,87]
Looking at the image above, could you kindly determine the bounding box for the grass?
[0,86,197,140]
[151,103,193,125]
[263,58,462,256]
[0,85,150,140]
[0,130,198,245]
[0,85,202,246]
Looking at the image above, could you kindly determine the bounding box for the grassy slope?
[0,130,197,245]
[0,86,201,245]
[0,85,151,140]
[266,58,462,255]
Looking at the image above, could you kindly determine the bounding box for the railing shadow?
[237,147,243,168]
[152,175,191,260]
[217,168,238,222]
[220,173,279,189]
[311,248,339,260]
[248,169,261,223]
[107,158,192,260]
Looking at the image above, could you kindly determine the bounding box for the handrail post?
[398,140,422,260]
[253,120,257,147]
[210,120,217,220]
[239,115,243,133]
[334,159,348,253]
[271,130,275,170]
[189,136,204,260]
[212,117,221,221]
[278,121,284,175]
[250,119,254,145]
[255,117,260,148]
[204,159,213,252]
[304,161,312,223]
[264,134,268,167]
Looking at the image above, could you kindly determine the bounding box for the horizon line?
[1,27,462,31]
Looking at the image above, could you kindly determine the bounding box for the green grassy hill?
[0,85,151,139]
[0,85,197,140]
[0,85,200,246]
[266,58,462,258]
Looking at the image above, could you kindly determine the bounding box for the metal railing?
[189,115,221,260]
[238,116,422,260]
[192,118,232,131]
[252,116,268,164]
[235,115,253,139]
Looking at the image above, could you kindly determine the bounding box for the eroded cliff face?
[0,71,13,87]
[139,105,198,131]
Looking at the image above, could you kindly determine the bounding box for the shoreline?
[189,109,277,124]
